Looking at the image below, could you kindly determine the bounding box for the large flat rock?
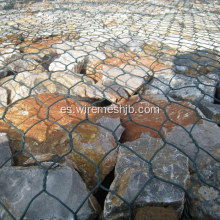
[104,133,190,220]
[0,166,100,220]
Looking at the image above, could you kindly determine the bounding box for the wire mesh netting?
[0,0,219,219]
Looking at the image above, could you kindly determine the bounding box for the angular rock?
[0,43,18,78]
[99,37,144,54]
[169,73,219,103]
[0,133,11,167]
[144,71,219,103]
[118,94,201,142]
[0,87,8,106]
[142,41,177,58]
[189,153,220,220]
[101,64,151,96]
[118,94,219,168]
[51,71,95,96]
[104,133,190,220]
[115,94,220,219]
[23,153,60,167]
[174,50,220,76]
[4,53,47,75]
[0,166,100,220]
[88,52,167,90]
[17,35,77,55]
[85,81,129,103]
[49,44,106,79]
[49,49,87,72]
[166,119,220,174]
[197,100,220,123]
[0,93,124,188]
[0,71,95,104]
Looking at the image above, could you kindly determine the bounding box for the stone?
[119,94,219,160]
[173,50,220,76]
[143,69,174,96]
[118,94,202,142]
[17,35,72,54]
[49,42,105,67]
[49,42,106,78]
[99,37,144,54]
[50,71,95,97]
[0,93,124,188]
[118,94,220,175]
[166,119,220,173]
[0,87,8,106]
[0,166,100,220]
[0,133,12,167]
[23,153,60,167]
[0,71,95,104]
[144,71,219,103]
[168,73,219,103]
[111,94,220,219]
[89,52,167,88]
[49,50,87,72]
[142,41,177,58]
[197,100,220,123]
[0,43,18,78]
[85,81,129,103]
[104,133,190,220]
[165,118,220,219]
[189,151,220,220]
[4,53,47,75]
[100,64,151,96]
[85,52,107,82]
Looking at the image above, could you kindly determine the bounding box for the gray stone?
[189,155,220,220]
[103,64,151,96]
[197,100,220,123]
[145,71,219,103]
[49,50,87,72]
[0,87,8,106]
[99,37,144,54]
[104,133,190,220]
[0,43,18,78]
[3,53,46,75]
[85,81,129,103]
[166,120,220,173]
[0,133,11,167]
[0,166,100,220]
[166,119,220,219]
[49,44,105,73]
[173,50,220,76]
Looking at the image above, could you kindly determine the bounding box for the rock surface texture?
[0,166,100,220]
[0,93,124,189]
[104,133,190,220]
[104,94,220,219]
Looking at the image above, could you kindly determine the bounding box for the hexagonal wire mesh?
[0,0,219,219]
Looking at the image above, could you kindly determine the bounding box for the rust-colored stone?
[88,52,170,83]
[118,94,203,141]
[18,34,79,54]
[0,93,124,188]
